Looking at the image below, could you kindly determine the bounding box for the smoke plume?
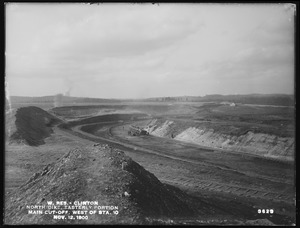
[54,94,64,107]
[64,88,72,97]
[64,78,74,97]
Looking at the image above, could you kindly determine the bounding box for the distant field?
[50,103,200,118]
[9,93,294,106]
[190,103,295,137]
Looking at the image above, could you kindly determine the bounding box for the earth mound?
[10,106,62,146]
[5,144,197,225]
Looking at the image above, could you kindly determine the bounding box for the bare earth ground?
[5,102,296,225]
[71,121,295,224]
[5,129,91,195]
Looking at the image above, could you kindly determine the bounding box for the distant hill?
[200,94,294,106]
[145,94,294,106]
[9,95,124,107]
[9,94,294,107]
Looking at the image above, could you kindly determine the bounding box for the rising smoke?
[54,94,64,107]
[64,87,72,97]
[54,78,73,107]
[64,78,73,97]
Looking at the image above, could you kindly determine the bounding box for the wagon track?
[58,121,295,205]
[160,177,294,204]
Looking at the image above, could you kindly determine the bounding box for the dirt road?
[59,121,295,205]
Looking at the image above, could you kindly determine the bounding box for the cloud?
[243,18,294,48]
[50,7,202,67]
[6,4,203,80]
[5,3,295,97]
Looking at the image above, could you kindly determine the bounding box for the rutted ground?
[62,122,295,225]
[81,122,295,204]
[56,117,294,224]
[5,105,296,225]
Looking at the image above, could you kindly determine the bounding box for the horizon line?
[8,93,294,100]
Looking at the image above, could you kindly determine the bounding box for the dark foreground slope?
[5,145,201,225]
[10,106,62,146]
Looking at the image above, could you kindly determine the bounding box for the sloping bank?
[5,144,278,225]
[145,119,294,161]
[5,145,198,225]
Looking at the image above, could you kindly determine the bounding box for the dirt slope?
[9,106,62,146]
[5,144,198,225]
[145,119,294,161]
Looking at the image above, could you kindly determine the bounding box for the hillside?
[10,95,123,106]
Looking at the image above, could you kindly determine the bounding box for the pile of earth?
[9,106,62,146]
[4,144,201,225]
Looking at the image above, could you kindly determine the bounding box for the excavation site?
[4,95,295,225]
[5,3,296,226]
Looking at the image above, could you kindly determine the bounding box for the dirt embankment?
[50,105,143,120]
[59,113,147,129]
[5,145,197,225]
[9,106,62,146]
[145,119,294,160]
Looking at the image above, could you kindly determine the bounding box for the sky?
[5,3,295,99]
